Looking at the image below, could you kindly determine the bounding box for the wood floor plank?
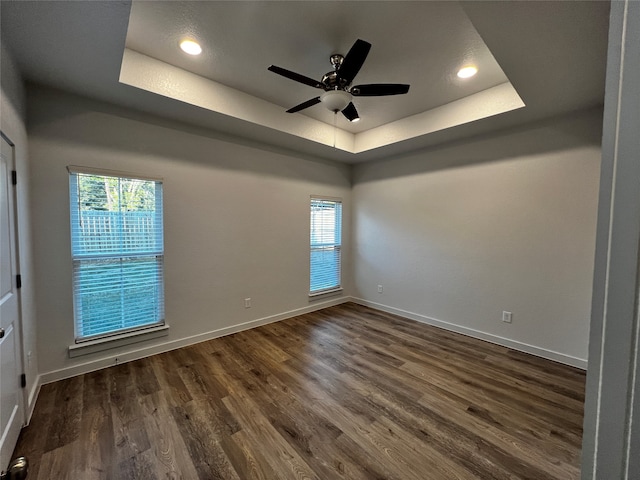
[222,389,320,480]
[36,441,86,480]
[12,382,60,479]
[394,359,582,463]
[284,349,514,479]
[12,303,586,479]
[272,346,497,480]
[268,361,410,480]
[222,430,285,480]
[138,391,200,479]
[150,353,193,406]
[230,362,375,480]
[116,449,158,480]
[130,357,161,397]
[43,375,84,453]
[109,363,152,465]
[171,399,241,480]
[78,369,114,479]
[400,360,583,449]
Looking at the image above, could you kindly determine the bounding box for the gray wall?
[0,41,39,417]
[27,86,352,381]
[352,110,602,366]
[25,85,603,381]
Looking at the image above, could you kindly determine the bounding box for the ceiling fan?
[268,39,410,122]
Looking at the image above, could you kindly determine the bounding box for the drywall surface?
[352,110,602,365]
[0,41,39,417]
[27,86,352,380]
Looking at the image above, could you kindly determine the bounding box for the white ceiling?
[0,1,610,163]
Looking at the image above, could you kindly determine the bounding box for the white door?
[0,134,24,471]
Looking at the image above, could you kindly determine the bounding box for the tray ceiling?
[1,1,610,162]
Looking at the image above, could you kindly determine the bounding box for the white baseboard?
[24,376,41,425]
[39,295,351,386]
[350,297,588,370]
[30,294,585,420]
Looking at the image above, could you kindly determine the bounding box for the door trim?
[0,131,26,428]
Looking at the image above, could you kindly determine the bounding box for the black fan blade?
[337,39,371,85]
[286,96,321,113]
[341,102,359,122]
[268,65,323,89]
[351,84,410,96]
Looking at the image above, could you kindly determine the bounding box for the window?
[69,167,164,342]
[310,197,342,295]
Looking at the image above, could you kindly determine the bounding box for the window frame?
[68,166,166,344]
[309,195,343,297]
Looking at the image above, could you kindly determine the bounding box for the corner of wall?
[351,297,588,369]
[25,376,41,425]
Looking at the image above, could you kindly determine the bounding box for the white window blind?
[310,197,342,294]
[69,170,164,342]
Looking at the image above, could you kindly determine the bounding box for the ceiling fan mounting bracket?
[330,54,344,70]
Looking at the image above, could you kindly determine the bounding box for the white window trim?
[309,287,343,298]
[68,165,166,346]
[309,195,343,297]
[68,323,169,358]
[67,165,163,182]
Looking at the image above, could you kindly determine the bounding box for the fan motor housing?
[323,53,348,89]
[321,71,349,90]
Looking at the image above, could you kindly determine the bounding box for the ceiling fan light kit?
[320,90,352,112]
[268,39,410,122]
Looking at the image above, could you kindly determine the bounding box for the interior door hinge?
[16,274,21,289]
[11,170,17,186]
[20,373,26,388]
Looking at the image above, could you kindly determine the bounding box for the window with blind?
[310,197,342,295]
[69,168,164,342]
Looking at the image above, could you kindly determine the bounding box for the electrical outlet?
[27,351,32,367]
[245,298,251,308]
[378,285,383,293]
[502,311,512,323]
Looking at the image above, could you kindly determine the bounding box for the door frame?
[0,130,26,447]
[581,1,640,478]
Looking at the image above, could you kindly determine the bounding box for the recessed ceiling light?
[180,39,202,56]
[351,117,360,123]
[457,66,478,79]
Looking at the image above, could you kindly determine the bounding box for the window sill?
[309,287,343,299]
[68,324,169,358]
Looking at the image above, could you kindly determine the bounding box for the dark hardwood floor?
[13,302,586,479]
